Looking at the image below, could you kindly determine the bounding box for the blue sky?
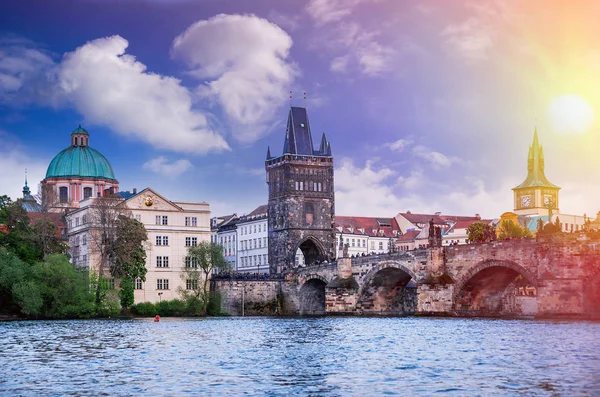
[2,0,600,218]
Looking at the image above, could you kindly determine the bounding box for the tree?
[467,222,496,243]
[498,220,532,240]
[34,183,68,257]
[180,241,230,315]
[0,199,42,262]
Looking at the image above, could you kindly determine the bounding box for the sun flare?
[547,94,595,135]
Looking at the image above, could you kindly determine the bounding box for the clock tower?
[512,128,560,216]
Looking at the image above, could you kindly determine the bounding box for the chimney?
[406,210,411,214]
[475,213,481,219]
[133,188,137,194]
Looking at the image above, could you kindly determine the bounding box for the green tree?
[0,199,42,263]
[180,241,230,315]
[467,222,496,243]
[119,276,135,311]
[498,220,532,240]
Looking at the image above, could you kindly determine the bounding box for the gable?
[125,187,182,212]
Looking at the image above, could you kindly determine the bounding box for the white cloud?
[330,56,349,73]
[388,139,411,152]
[357,41,395,75]
[306,0,359,25]
[142,156,192,177]
[268,10,301,32]
[57,36,229,154]
[412,145,460,169]
[171,14,296,142]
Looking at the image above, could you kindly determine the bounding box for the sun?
[547,94,595,135]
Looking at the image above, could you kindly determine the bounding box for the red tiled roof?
[335,216,400,238]
[398,213,447,225]
[396,229,420,242]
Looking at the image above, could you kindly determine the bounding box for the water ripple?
[0,318,599,396]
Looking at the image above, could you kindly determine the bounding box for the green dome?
[45,146,116,181]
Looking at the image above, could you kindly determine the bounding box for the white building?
[334,216,401,257]
[65,187,211,303]
[236,205,269,273]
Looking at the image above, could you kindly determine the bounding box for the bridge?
[214,237,600,319]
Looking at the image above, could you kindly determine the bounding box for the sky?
[2,0,600,219]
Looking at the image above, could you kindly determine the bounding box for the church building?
[42,125,119,206]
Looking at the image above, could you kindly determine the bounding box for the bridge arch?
[295,236,327,266]
[299,276,327,316]
[452,259,538,316]
[357,260,418,315]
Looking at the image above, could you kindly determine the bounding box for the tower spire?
[532,126,539,148]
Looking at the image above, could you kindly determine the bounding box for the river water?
[1,317,599,396]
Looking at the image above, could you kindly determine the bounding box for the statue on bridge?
[428,218,443,248]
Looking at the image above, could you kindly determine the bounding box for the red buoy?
[154,315,160,322]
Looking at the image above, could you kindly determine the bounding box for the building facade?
[65,188,211,303]
[266,107,336,273]
[236,205,269,273]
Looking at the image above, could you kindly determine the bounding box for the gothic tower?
[266,107,335,273]
[513,128,560,216]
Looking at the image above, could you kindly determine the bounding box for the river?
[1,317,599,396]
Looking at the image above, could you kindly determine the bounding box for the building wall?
[237,217,269,273]
[65,190,211,304]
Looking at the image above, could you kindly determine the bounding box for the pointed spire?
[266,146,271,160]
[533,126,539,148]
[319,132,327,154]
[327,141,332,156]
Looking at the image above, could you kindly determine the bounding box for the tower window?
[304,203,314,226]
[83,187,92,199]
[59,187,68,203]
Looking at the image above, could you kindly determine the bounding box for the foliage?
[179,241,230,316]
[129,295,224,317]
[497,220,532,240]
[467,222,496,243]
[112,217,148,281]
[0,249,97,318]
[119,277,135,310]
[0,199,43,263]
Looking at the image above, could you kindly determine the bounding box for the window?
[68,219,72,228]
[254,225,257,233]
[75,236,80,246]
[258,224,261,233]
[371,241,375,249]
[76,217,80,227]
[379,242,383,250]
[185,256,198,268]
[258,238,261,248]
[185,237,198,247]
[82,215,87,224]
[135,214,141,222]
[156,216,161,225]
[186,279,198,290]
[156,236,168,246]
[162,216,168,225]
[82,235,87,245]
[83,187,92,199]
[157,279,169,290]
[300,181,304,191]
[352,239,355,247]
[263,237,267,247]
[362,240,366,248]
[192,217,197,227]
[253,239,257,249]
[157,256,169,268]
[135,278,143,290]
[185,217,190,226]
[82,254,87,264]
[295,181,299,190]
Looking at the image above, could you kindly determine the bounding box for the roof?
[335,216,400,238]
[513,128,560,190]
[248,204,268,217]
[397,229,420,242]
[281,107,331,157]
[117,191,137,200]
[71,124,89,135]
[398,212,448,225]
[45,146,116,181]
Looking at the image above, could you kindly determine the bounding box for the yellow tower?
[512,128,560,216]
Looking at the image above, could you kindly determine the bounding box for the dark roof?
[335,216,400,238]
[248,204,268,217]
[117,191,137,200]
[399,212,447,225]
[281,107,331,157]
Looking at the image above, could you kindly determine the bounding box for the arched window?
[83,187,92,199]
[304,203,314,226]
[59,187,68,203]
[74,137,78,146]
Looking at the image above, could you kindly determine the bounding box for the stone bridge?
[214,238,600,318]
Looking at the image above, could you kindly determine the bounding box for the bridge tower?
[266,107,335,273]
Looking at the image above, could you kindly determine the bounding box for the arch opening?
[358,267,416,315]
[299,278,327,316]
[454,265,537,317]
[296,238,325,266]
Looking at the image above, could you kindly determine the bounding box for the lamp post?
[158,292,163,303]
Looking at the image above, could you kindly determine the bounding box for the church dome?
[45,126,116,181]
